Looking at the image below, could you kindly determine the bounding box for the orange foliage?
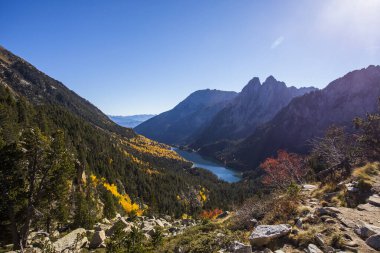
[260,150,306,189]
[200,208,223,220]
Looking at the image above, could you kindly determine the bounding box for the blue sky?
[1,0,380,115]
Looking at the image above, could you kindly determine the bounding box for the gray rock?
[307,244,323,253]
[51,230,60,238]
[323,246,335,253]
[303,184,317,191]
[230,241,252,253]
[315,233,325,247]
[354,223,380,238]
[217,211,230,219]
[89,230,106,249]
[52,228,88,252]
[366,234,380,250]
[155,219,164,228]
[101,218,110,224]
[249,224,291,246]
[368,195,380,207]
[106,219,127,237]
[316,207,341,217]
[295,218,302,229]
[250,218,258,227]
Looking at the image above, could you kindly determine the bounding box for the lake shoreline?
[172,147,242,183]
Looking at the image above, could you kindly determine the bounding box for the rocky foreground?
[4,166,380,253]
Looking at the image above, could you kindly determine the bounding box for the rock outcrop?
[249,224,291,246]
[52,228,87,252]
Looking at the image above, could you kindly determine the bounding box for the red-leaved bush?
[260,150,307,189]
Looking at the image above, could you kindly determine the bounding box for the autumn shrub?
[200,208,223,220]
[260,150,308,189]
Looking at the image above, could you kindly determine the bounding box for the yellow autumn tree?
[91,175,144,216]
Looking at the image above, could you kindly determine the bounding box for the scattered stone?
[89,230,106,249]
[249,224,291,246]
[306,243,323,253]
[106,219,129,237]
[303,184,318,191]
[368,195,380,207]
[101,218,110,224]
[354,223,380,238]
[169,227,178,233]
[324,218,336,224]
[217,211,230,219]
[155,219,165,228]
[323,246,335,253]
[342,240,358,247]
[295,218,302,229]
[316,207,341,217]
[52,228,88,252]
[164,215,172,221]
[250,218,258,227]
[315,233,325,247]
[366,234,380,250]
[336,215,356,228]
[51,230,60,238]
[24,248,42,253]
[230,241,252,253]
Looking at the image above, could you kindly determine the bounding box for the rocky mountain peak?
[241,77,261,94]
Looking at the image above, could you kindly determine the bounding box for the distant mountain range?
[219,65,380,170]
[135,66,380,171]
[109,114,156,128]
[136,76,316,148]
[135,89,237,145]
[191,76,316,148]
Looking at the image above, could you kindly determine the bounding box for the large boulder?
[249,224,291,246]
[89,230,106,249]
[366,234,380,250]
[52,228,87,252]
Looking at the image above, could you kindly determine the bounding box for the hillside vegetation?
[0,47,255,251]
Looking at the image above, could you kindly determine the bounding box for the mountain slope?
[223,65,380,170]
[135,89,237,145]
[109,114,156,128]
[192,76,316,148]
[0,46,251,219]
[0,46,134,138]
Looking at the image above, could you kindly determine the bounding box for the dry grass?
[297,205,312,216]
[261,195,300,224]
[312,182,339,199]
[352,162,380,183]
